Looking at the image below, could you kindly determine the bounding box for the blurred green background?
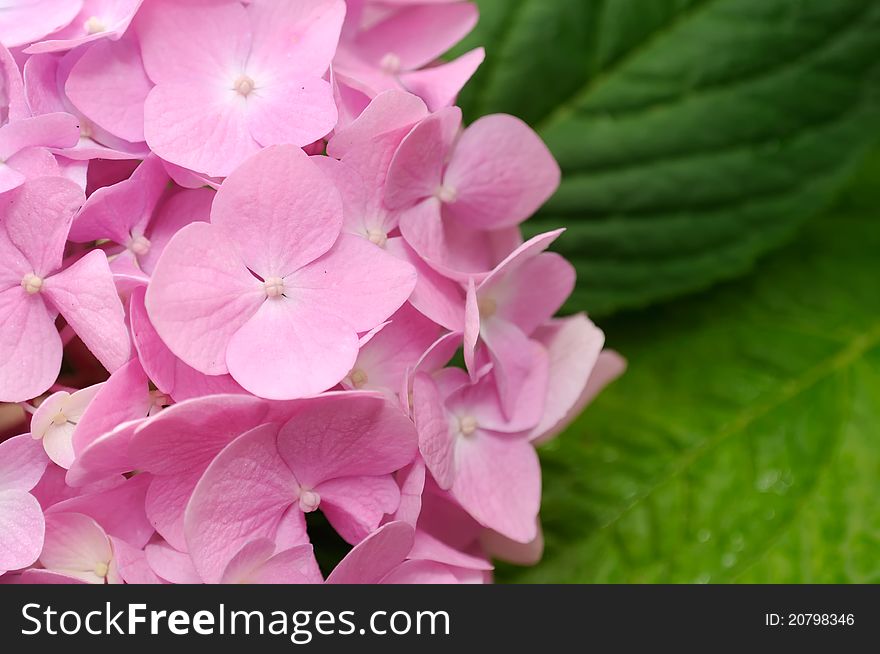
[454,0,880,582]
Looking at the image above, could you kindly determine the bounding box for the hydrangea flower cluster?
[0,0,624,584]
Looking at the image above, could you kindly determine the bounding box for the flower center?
[477,297,497,318]
[458,415,478,437]
[129,235,151,256]
[366,229,387,247]
[233,74,256,97]
[298,489,321,513]
[84,16,106,34]
[349,369,368,389]
[51,411,68,427]
[435,184,458,204]
[21,273,43,294]
[264,277,285,299]
[380,53,402,74]
[93,561,109,578]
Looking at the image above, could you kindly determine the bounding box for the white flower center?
[380,53,402,74]
[51,411,68,427]
[21,273,43,294]
[264,277,285,299]
[435,184,458,204]
[93,561,109,578]
[366,229,387,247]
[458,415,478,437]
[233,75,256,97]
[298,489,321,513]
[84,16,106,34]
[349,369,368,389]
[129,235,151,256]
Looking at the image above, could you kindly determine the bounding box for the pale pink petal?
[24,0,145,54]
[66,37,152,145]
[286,232,417,332]
[42,249,131,373]
[143,81,259,177]
[384,107,461,210]
[389,459,425,527]
[452,433,540,543]
[276,394,417,487]
[130,286,244,402]
[0,490,45,573]
[353,3,477,71]
[443,114,560,230]
[385,237,464,331]
[40,512,114,583]
[245,77,337,150]
[135,0,250,83]
[1,176,83,277]
[47,473,153,547]
[144,473,200,553]
[184,423,297,584]
[138,186,214,275]
[0,289,61,403]
[65,418,142,486]
[221,540,322,585]
[70,357,149,456]
[0,0,83,49]
[318,474,401,544]
[145,221,266,376]
[112,536,162,584]
[413,373,456,489]
[463,277,479,379]
[480,318,539,419]
[0,112,80,159]
[247,0,344,78]
[131,394,269,475]
[226,296,357,400]
[380,559,462,584]
[400,48,485,112]
[211,145,343,277]
[0,433,49,491]
[481,522,544,566]
[144,540,202,584]
[325,521,414,584]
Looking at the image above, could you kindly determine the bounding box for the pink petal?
[66,37,152,146]
[130,286,244,402]
[244,78,337,150]
[400,48,485,112]
[144,472,200,553]
[69,357,149,456]
[65,418,143,486]
[211,145,343,278]
[135,0,250,84]
[325,521,414,584]
[413,373,456,489]
[318,474,401,544]
[380,559,463,584]
[112,536,162,584]
[24,0,145,54]
[0,489,45,574]
[184,423,297,584]
[384,107,461,210]
[353,3,477,71]
[144,540,202,584]
[42,249,131,373]
[0,289,61,403]
[145,221,266,376]
[480,318,540,419]
[481,523,544,566]
[226,295,358,400]
[443,114,560,230]
[389,459,425,527]
[385,237,464,331]
[452,433,541,543]
[287,232,417,332]
[247,0,345,78]
[0,433,49,491]
[0,0,83,49]
[276,394,417,488]
[47,473,153,548]
[1,176,83,277]
[221,540,322,585]
[143,81,259,177]
[0,112,80,159]
[138,186,214,275]
[131,394,270,476]
[40,512,114,583]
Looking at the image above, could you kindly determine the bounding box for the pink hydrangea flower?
[146,145,416,399]
[0,434,49,575]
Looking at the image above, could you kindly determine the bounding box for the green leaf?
[456,0,880,315]
[499,151,880,583]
